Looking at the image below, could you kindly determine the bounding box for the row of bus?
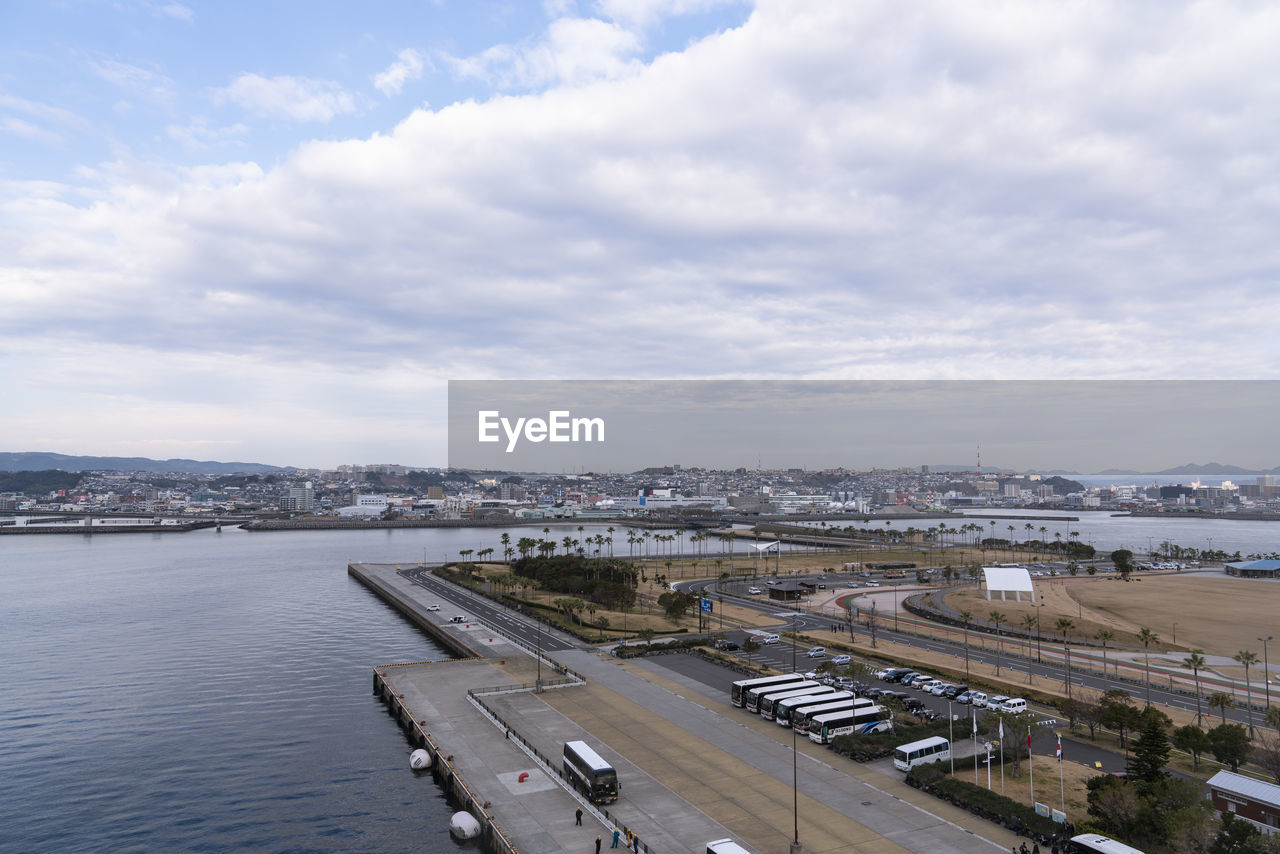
[730,672,893,744]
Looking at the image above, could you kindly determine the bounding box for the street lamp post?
[1261,636,1274,716]
[791,612,802,854]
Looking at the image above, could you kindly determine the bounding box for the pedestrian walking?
[575,807,583,826]
[595,835,601,854]
[612,829,620,848]
[632,833,639,852]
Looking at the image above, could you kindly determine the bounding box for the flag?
[1055,736,1062,760]
[972,715,977,737]
[1028,730,1032,750]
[998,719,1004,740]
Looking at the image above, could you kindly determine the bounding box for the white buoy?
[409,749,432,771]
[450,811,482,839]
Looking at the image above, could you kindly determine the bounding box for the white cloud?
[217,73,356,122]
[444,16,642,89]
[594,0,744,30]
[7,1,1280,464]
[373,49,428,97]
[91,59,174,102]
[156,3,194,22]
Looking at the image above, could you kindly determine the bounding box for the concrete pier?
[352,562,1021,854]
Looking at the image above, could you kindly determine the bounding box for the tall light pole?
[791,612,802,854]
[1261,636,1274,717]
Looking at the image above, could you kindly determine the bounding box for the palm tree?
[989,610,1007,675]
[1021,614,1039,683]
[1182,649,1207,727]
[1096,629,1115,679]
[961,610,973,679]
[1138,627,1159,707]
[1235,649,1259,736]
[1056,617,1075,699]
[501,532,511,562]
[1209,691,1235,725]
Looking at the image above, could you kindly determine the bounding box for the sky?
[3,1,1280,471]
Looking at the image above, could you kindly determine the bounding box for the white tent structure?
[981,566,1033,601]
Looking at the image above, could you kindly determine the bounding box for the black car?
[721,642,740,651]
[942,684,967,699]
[864,688,884,699]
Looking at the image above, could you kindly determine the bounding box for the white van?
[919,679,943,693]
[1000,698,1028,714]
[706,839,753,854]
[761,633,780,644]
[970,692,988,708]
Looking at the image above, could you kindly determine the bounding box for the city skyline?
[5,3,1280,466]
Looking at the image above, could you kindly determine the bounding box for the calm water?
[0,526,519,854]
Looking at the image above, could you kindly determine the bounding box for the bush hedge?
[906,764,1058,837]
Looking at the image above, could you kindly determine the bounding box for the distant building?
[337,494,388,517]
[1207,771,1280,834]
[1225,560,1280,578]
[280,482,314,512]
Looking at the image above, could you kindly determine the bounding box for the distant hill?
[0,452,289,475]
[1155,462,1273,475]
[1095,468,1141,475]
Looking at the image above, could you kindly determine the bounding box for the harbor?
[350,561,1022,854]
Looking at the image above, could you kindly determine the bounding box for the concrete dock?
[351,562,1022,854]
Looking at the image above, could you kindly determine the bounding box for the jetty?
[349,562,1020,854]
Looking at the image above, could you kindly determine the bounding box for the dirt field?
[943,573,1280,659]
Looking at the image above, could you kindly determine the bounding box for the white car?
[832,654,852,665]
[426,604,441,612]
[448,615,467,623]
[747,586,763,595]
[806,647,826,658]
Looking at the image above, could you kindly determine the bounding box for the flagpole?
[1058,735,1065,815]
[998,718,1005,796]
[1028,725,1035,807]
[973,713,979,786]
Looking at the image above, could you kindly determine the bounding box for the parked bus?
[809,705,893,744]
[774,690,852,727]
[746,679,821,714]
[730,673,805,708]
[792,697,873,735]
[893,736,950,772]
[1068,834,1147,854]
[759,685,837,721]
[563,740,618,804]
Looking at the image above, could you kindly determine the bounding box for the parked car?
[955,690,974,704]
[1000,698,1028,714]
[761,633,780,644]
[942,685,967,700]
[969,692,989,708]
[722,643,739,651]
[806,647,827,658]
[747,587,763,594]
[987,694,1010,710]
[832,654,852,665]
[864,688,884,699]
[448,615,467,623]
[426,604,440,611]
[930,683,954,696]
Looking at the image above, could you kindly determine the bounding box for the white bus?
[809,705,893,744]
[759,685,837,721]
[746,679,821,714]
[792,697,873,735]
[730,673,804,708]
[774,690,853,727]
[1068,834,1147,854]
[893,736,950,771]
